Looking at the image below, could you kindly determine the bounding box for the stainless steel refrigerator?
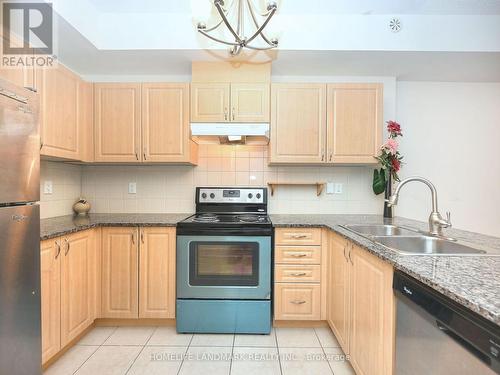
[0,78,41,374]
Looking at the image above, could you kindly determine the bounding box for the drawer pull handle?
[290,272,307,276]
[290,253,307,257]
[291,234,308,239]
[290,300,306,305]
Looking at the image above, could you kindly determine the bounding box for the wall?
[40,161,82,218]
[81,144,383,214]
[396,81,500,237]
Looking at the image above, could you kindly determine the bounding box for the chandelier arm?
[244,6,277,45]
[215,1,243,44]
[246,0,274,45]
[197,29,241,46]
[247,0,273,17]
[203,18,225,33]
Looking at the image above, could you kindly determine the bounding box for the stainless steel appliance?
[394,271,500,375]
[176,187,272,334]
[0,79,41,375]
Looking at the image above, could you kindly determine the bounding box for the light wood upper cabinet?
[327,83,383,163]
[349,244,395,375]
[101,227,139,319]
[0,32,36,90]
[270,84,327,163]
[40,238,61,364]
[230,83,269,122]
[94,83,141,162]
[39,64,80,159]
[139,227,176,319]
[142,83,193,163]
[60,230,95,347]
[78,80,94,162]
[327,232,351,354]
[191,83,230,122]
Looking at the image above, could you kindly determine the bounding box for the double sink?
[341,224,499,256]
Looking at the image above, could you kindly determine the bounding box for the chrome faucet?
[386,176,452,237]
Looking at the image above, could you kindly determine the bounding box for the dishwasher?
[393,271,500,374]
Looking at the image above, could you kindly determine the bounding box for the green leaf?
[372,168,386,195]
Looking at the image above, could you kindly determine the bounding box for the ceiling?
[50,0,500,81]
[86,0,500,15]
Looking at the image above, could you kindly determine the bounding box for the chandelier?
[196,0,279,56]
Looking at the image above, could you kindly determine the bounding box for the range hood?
[190,123,269,145]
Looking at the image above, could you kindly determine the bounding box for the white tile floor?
[44,326,355,375]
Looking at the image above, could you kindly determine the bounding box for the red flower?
[387,121,402,136]
[391,158,401,172]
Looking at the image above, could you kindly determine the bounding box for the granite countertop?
[40,213,500,326]
[271,214,500,326]
[40,213,192,240]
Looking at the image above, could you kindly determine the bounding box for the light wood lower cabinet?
[275,283,321,320]
[60,230,96,346]
[349,244,394,375]
[274,227,324,321]
[326,232,395,375]
[41,229,99,365]
[101,226,177,319]
[40,238,62,364]
[327,232,350,353]
[101,227,139,318]
[139,227,176,318]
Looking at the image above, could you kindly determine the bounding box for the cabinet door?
[39,64,80,159]
[139,227,176,318]
[40,238,61,364]
[94,83,141,162]
[78,80,94,162]
[327,83,383,164]
[327,233,350,354]
[60,230,95,346]
[142,83,194,163]
[349,244,394,375]
[101,227,139,318]
[270,84,326,163]
[230,83,270,122]
[190,83,230,122]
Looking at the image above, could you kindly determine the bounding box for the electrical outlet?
[326,182,334,194]
[334,183,343,194]
[43,180,53,194]
[128,182,137,194]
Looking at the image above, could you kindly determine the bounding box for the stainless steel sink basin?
[343,224,417,236]
[371,236,492,256]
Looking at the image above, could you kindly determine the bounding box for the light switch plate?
[43,180,53,194]
[334,183,343,194]
[326,182,334,194]
[128,182,137,194]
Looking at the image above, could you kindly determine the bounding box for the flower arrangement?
[373,121,404,195]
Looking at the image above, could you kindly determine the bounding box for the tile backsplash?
[40,145,382,218]
[80,144,383,215]
[40,161,82,218]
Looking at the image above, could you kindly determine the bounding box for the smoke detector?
[389,18,402,33]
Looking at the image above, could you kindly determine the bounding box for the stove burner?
[192,213,220,223]
[237,214,263,223]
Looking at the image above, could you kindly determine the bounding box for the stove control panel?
[198,188,266,204]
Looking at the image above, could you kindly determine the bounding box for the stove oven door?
[176,235,271,300]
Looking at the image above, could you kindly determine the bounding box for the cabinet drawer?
[275,228,321,245]
[275,246,321,264]
[274,283,321,320]
[275,265,321,283]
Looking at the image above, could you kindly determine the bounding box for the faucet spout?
[387,176,452,237]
